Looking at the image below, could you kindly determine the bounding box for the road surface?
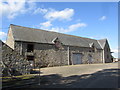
[32,62,119,88]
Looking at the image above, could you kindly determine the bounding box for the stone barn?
[5,24,112,68]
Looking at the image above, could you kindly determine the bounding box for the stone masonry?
[1,41,32,76]
[14,41,103,68]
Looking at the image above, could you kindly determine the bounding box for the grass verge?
[1,74,36,87]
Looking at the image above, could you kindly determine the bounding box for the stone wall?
[15,41,68,68]
[104,41,112,63]
[0,41,2,77]
[69,46,103,64]
[15,41,103,68]
[1,41,32,76]
[34,43,68,67]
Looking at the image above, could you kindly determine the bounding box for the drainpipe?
[68,46,70,65]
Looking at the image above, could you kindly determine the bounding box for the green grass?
[2,74,35,80]
[1,74,36,87]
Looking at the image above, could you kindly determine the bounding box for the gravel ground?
[39,62,118,77]
[32,62,119,88]
[15,62,119,88]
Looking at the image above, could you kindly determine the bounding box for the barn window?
[27,44,34,52]
[89,50,92,52]
[27,56,34,61]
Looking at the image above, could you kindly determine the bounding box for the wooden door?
[72,53,82,65]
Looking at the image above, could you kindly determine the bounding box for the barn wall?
[69,46,103,64]
[6,27,14,49]
[15,41,68,68]
[15,41,103,68]
[103,41,112,63]
[34,43,68,67]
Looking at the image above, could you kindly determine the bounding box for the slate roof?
[10,24,106,49]
[97,39,107,49]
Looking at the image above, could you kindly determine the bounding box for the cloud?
[34,7,84,33]
[68,23,87,32]
[34,8,74,21]
[0,31,7,40]
[35,7,86,33]
[40,21,52,28]
[33,8,48,14]
[112,49,118,53]
[35,7,82,33]
[33,7,86,33]
[111,47,119,58]
[44,8,74,21]
[43,23,87,33]
[99,16,107,21]
[0,0,36,19]
[111,47,120,53]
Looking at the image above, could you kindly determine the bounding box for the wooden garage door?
[72,53,82,65]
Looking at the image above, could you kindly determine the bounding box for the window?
[27,44,34,52]
[89,50,92,52]
[27,56,34,61]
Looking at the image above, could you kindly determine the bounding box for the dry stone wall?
[1,41,32,76]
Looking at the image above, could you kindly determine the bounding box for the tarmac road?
[40,62,118,77]
[36,62,119,88]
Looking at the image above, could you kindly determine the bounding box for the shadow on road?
[34,68,119,88]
